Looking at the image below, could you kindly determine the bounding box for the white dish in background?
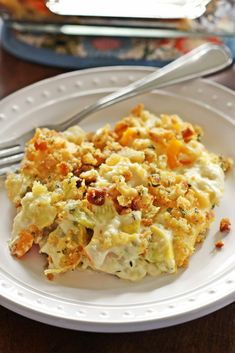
[0,66,234,332]
[46,0,212,19]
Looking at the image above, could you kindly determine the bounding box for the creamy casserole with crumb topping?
[5,105,232,281]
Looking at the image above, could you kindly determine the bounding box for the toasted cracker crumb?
[220,218,231,233]
[47,273,54,281]
[215,240,224,249]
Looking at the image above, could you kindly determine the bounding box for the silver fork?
[0,43,232,176]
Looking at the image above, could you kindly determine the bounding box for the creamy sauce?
[183,158,224,201]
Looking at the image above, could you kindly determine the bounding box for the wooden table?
[0,46,234,353]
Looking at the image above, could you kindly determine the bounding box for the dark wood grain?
[0,46,65,98]
[0,46,234,353]
[0,304,234,353]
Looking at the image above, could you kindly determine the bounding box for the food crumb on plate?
[219,217,231,233]
[215,240,224,249]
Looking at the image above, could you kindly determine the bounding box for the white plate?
[0,66,234,332]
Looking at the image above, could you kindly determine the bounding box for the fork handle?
[53,43,232,131]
